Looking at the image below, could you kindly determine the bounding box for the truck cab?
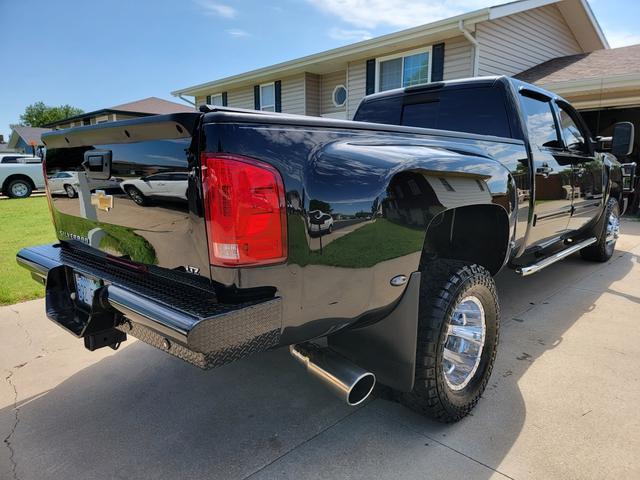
[354,76,630,260]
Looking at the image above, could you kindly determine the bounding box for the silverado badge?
[91,190,113,212]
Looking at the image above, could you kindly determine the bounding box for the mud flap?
[328,271,420,392]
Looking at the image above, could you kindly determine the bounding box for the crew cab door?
[554,101,604,232]
[519,91,573,246]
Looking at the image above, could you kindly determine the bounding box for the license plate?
[74,273,101,307]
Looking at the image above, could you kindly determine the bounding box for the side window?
[519,95,560,149]
[149,174,170,181]
[557,105,587,152]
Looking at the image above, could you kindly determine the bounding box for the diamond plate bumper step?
[17,244,282,369]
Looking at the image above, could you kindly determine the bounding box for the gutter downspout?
[176,94,196,107]
[458,20,479,77]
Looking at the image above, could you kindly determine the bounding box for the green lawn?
[288,216,425,268]
[0,197,57,305]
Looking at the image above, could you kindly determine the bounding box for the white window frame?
[259,82,276,111]
[332,84,347,108]
[209,93,224,106]
[374,46,433,93]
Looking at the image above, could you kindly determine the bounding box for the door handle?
[536,165,554,178]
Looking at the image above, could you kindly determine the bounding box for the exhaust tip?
[290,343,376,407]
[347,372,376,406]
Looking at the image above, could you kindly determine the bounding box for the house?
[7,126,51,155]
[0,135,15,153]
[171,0,607,121]
[516,44,640,165]
[46,97,195,129]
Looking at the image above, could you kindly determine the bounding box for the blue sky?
[1,0,639,139]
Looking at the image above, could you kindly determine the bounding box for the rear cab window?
[354,83,514,139]
[401,87,512,138]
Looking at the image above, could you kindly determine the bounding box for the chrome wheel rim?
[442,296,486,391]
[11,182,28,197]
[65,185,75,197]
[129,189,143,204]
[605,209,620,244]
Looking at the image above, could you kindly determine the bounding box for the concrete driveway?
[2,220,640,480]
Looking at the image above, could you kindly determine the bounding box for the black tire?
[126,186,148,206]
[64,184,77,198]
[397,260,500,423]
[580,197,619,262]
[6,178,33,199]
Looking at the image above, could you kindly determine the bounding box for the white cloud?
[194,0,237,18]
[227,28,250,38]
[305,0,491,29]
[605,30,640,48]
[328,27,373,41]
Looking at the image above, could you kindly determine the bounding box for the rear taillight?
[200,153,287,267]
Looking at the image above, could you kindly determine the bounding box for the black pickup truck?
[18,76,634,422]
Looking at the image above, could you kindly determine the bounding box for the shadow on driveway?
[1,237,639,479]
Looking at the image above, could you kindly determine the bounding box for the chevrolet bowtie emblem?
[91,190,113,212]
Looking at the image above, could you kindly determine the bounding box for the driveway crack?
[3,369,20,480]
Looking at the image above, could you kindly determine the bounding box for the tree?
[309,199,332,214]
[19,102,84,127]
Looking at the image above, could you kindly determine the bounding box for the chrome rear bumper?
[17,244,282,369]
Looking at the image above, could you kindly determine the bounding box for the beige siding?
[425,176,492,208]
[443,35,473,80]
[227,87,254,110]
[281,74,306,115]
[477,4,581,77]
[320,70,347,115]
[195,74,305,114]
[305,73,320,116]
[347,60,366,119]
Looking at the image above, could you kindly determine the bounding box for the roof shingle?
[515,44,640,84]
[9,126,51,147]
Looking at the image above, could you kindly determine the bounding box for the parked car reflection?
[120,172,188,206]
[307,210,334,236]
[47,171,121,198]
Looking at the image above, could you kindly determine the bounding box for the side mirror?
[611,122,634,157]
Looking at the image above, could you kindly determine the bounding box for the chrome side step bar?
[516,237,597,277]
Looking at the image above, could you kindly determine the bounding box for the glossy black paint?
[43,114,211,276]
[200,114,523,343]
[37,77,621,351]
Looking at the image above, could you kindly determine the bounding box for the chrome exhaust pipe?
[290,343,376,406]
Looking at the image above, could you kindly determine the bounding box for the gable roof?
[171,0,607,97]
[107,97,195,115]
[515,44,640,84]
[8,126,51,148]
[44,97,194,127]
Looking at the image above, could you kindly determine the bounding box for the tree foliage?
[19,102,84,127]
[309,199,332,214]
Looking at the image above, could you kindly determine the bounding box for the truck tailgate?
[41,113,210,275]
[19,114,283,367]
